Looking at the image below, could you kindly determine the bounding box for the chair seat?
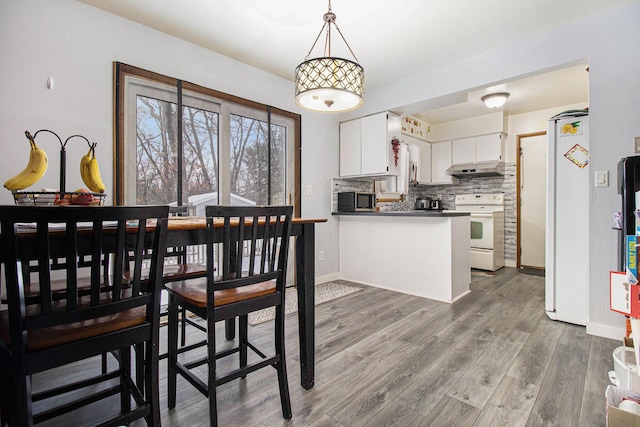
[0,293,147,351]
[165,278,276,308]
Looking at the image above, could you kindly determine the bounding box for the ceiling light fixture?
[481,92,510,109]
[294,0,364,113]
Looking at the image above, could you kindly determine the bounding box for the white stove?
[454,194,505,271]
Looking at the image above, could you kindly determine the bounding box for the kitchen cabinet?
[339,120,362,177]
[339,112,401,177]
[452,137,476,164]
[452,133,505,164]
[475,133,505,162]
[431,141,454,184]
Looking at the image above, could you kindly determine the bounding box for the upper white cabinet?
[339,119,362,177]
[431,141,454,184]
[451,137,476,164]
[452,133,505,164]
[340,112,401,177]
[475,133,505,162]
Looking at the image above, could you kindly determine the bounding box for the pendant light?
[294,0,364,113]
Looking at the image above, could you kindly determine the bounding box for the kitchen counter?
[333,210,469,217]
[338,212,470,303]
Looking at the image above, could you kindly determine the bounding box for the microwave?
[337,192,376,212]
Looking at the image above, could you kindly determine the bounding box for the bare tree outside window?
[135,96,219,205]
[230,114,286,206]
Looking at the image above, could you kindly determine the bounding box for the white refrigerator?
[545,111,589,326]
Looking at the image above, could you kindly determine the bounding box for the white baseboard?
[587,321,625,341]
[315,272,342,285]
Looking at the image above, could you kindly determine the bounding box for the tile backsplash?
[332,162,517,263]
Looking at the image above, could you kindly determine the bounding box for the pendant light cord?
[303,0,360,63]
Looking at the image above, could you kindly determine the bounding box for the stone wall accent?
[332,161,518,263]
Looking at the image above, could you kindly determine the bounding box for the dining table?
[162,216,326,390]
[8,214,326,391]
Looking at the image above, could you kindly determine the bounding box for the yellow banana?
[80,144,106,193]
[4,133,48,191]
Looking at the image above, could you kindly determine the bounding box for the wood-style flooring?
[30,267,619,426]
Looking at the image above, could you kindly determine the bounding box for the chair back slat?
[0,205,169,350]
[204,205,292,294]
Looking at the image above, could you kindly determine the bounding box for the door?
[470,213,495,249]
[517,132,546,269]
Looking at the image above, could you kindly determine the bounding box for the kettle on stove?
[430,199,442,210]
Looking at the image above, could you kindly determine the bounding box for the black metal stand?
[12,129,107,205]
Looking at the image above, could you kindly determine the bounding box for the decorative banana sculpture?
[80,143,106,193]
[4,131,48,191]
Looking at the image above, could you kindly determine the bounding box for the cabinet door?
[452,137,476,164]
[339,119,362,176]
[431,141,453,184]
[418,141,432,184]
[475,133,504,162]
[361,113,389,175]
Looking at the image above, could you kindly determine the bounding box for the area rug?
[248,281,362,326]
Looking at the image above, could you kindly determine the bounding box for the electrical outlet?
[319,250,324,261]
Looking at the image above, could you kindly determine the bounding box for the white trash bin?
[609,346,640,392]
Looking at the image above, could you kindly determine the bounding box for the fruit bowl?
[13,191,106,206]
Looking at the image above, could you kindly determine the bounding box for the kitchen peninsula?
[335,211,470,303]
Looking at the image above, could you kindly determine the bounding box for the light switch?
[306,185,312,196]
[595,170,609,188]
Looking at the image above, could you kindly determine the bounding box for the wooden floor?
[30,267,619,426]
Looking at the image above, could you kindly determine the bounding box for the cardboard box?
[606,385,640,426]
[611,271,640,317]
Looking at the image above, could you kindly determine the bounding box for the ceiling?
[77,0,634,123]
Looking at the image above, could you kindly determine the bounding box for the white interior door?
[518,132,546,268]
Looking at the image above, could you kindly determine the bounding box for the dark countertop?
[332,210,469,217]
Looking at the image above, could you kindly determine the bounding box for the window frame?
[113,62,301,216]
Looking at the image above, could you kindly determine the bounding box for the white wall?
[0,0,340,282]
[3,0,640,338]
[430,112,506,142]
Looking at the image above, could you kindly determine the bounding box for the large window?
[114,63,300,215]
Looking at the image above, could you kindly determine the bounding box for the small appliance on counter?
[337,191,375,212]
[430,199,442,210]
[414,196,430,210]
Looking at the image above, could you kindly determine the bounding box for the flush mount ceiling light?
[294,0,364,113]
[481,92,510,109]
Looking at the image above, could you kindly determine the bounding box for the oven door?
[469,213,494,249]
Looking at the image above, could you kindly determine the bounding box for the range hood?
[445,160,505,177]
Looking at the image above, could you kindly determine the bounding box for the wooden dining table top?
[162,216,327,231]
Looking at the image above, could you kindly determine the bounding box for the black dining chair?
[0,205,169,426]
[165,205,293,426]
[124,205,208,348]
